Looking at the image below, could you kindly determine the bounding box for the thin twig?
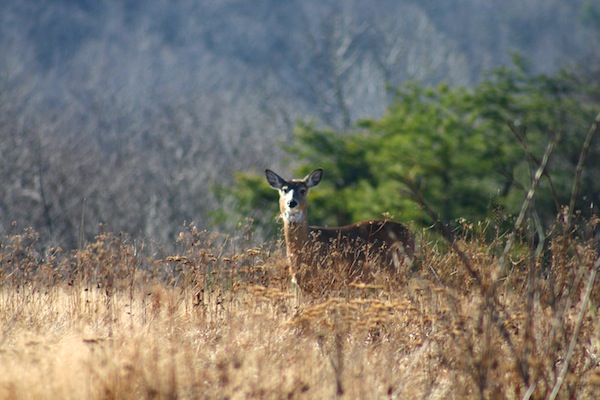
[522,382,536,400]
[394,339,430,397]
[400,180,480,286]
[489,131,555,386]
[403,179,532,388]
[508,123,561,212]
[548,258,598,400]
[497,132,560,273]
[566,112,600,230]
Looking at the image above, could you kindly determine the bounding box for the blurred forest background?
[1,0,600,249]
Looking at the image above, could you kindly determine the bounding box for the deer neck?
[283,219,310,262]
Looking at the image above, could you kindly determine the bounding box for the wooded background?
[1,0,599,248]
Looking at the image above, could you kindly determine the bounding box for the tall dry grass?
[0,212,598,399]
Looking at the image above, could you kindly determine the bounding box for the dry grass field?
[0,220,598,399]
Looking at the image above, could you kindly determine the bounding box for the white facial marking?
[282,189,295,208]
[284,209,304,223]
[281,187,304,223]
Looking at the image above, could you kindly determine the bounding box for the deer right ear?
[265,169,286,190]
[304,168,323,188]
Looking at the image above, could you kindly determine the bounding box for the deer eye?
[299,188,307,195]
[281,186,290,193]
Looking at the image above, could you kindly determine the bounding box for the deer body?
[266,168,414,285]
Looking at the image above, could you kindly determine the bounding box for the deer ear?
[304,169,323,188]
[265,169,286,190]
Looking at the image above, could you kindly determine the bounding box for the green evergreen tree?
[221,63,599,237]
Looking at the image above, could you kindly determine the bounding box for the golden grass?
[0,223,598,399]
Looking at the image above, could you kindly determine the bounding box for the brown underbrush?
[0,219,598,399]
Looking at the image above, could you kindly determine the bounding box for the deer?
[265,168,414,288]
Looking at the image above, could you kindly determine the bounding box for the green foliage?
[223,62,599,233]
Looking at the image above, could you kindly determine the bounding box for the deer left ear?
[304,168,323,188]
[266,169,287,190]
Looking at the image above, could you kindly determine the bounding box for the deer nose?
[288,199,298,208]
